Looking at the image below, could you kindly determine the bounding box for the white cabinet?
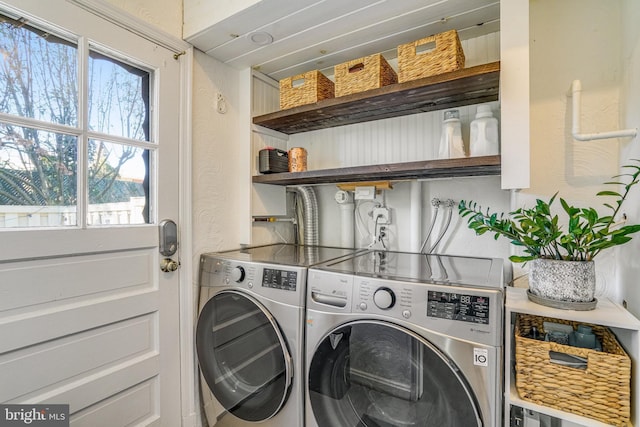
[505,287,640,426]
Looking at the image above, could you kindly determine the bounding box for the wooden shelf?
[252,155,501,186]
[253,62,500,134]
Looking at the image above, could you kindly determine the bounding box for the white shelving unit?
[505,287,640,427]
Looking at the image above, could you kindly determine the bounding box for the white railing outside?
[0,197,146,227]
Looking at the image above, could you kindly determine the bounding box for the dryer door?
[308,320,482,427]
[196,290,293,422]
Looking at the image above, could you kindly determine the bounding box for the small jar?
[288,147,307,172]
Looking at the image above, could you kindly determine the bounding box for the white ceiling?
[185,0,500,81]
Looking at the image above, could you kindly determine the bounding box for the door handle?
[161,258,180,272]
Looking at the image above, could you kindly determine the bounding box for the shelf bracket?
[570,80,637,141]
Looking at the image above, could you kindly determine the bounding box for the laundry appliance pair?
[196,244,507,427]
[196,244,362,427]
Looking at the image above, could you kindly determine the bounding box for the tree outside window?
[0,13,151,227]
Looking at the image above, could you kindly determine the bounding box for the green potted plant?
[458,160,640,309]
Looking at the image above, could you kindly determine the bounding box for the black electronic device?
[259,147,289,173]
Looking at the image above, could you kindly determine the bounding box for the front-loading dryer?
[196,244,361,427]
[305,250,508,427]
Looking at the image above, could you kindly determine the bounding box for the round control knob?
[230,266,245,283]
[373,287,396,310]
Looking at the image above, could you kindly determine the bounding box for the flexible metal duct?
[291,186,319,246]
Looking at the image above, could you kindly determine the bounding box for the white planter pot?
[528,259,596,307]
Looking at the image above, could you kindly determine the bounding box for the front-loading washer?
[305,250,508,427]
[196,244,362,427]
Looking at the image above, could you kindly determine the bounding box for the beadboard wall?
[251,32,501,170]
[250,31,512,261]
[287,32,500,169]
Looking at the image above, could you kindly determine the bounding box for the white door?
[0,1,182,425]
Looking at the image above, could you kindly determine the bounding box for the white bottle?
[469,104,499,156]
[438,109,465,159]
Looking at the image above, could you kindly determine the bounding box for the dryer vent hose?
[291,186,319,246]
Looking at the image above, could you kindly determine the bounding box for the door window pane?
[87,139,149,225]
[0,13,154,230]
[88,51,150,141]
[0,14,78,125]
[0,123,77,227]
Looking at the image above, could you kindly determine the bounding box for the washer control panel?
[307,267,503,346]
[351,275,502,346]
[373,287,395,309]
[427,291,490,325]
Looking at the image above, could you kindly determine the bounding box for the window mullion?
[77,36,89,229]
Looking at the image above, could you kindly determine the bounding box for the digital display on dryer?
[427,291,489,324]
[262,268,297,291]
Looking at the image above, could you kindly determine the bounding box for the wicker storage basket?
[334,54,397,97]
[515,314,631,426]
[279,70,334,110]
[397,30,465,83]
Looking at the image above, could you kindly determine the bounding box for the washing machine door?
[196,290,293,422]
[308,320,482,427]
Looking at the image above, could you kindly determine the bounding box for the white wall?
[183,0,259,39]
[528,0,622,201]
[619,0,640,318]
[191,51,246,259]
[105,0,183,39]
[525,0,629,301]
[312,177,511,258]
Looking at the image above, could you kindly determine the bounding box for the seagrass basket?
[279,70,334,110]
[397,30,465,83]
[515,313,631,426]
[334,54,397,97]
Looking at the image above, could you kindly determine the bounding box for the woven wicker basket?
[279,70,334,110]
[515,314,631,426]
[397,30,465,83]
[334,54,397,97]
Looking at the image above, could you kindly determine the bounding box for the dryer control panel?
[199,255,307,307]
[261,267,298,291]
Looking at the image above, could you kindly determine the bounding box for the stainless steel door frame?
[196,290,293,423]
[305,311,501,427]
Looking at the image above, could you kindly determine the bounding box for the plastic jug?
[438,109,465,159]
[469,105,499,156]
